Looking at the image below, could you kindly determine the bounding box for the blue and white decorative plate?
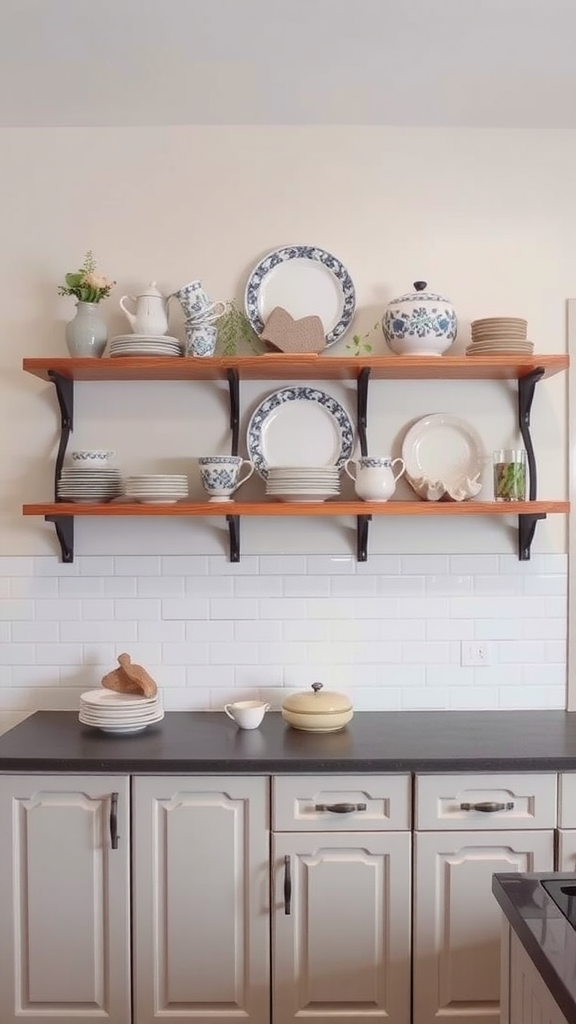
[244,245,356,348]
[247,387,355,479]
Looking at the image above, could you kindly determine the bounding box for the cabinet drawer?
[558,773,576,827]
[272,774,411,831]
[415,772,557,830]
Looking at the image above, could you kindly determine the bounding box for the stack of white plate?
[467,318,534,356]
[109,335,182,357]
[124,474,189,503]
[266,466,340,503]
[57,468,123,503]
[79,689,164,735]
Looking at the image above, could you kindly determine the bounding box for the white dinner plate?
[402,413,485,489]
[244,245,356,347]
[247,386,355,479]
[80,689,158,706]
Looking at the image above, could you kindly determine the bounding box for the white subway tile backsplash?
[59,577,105,597]
[0,555,568,713]
[81,600,115,620]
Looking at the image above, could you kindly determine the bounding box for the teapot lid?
[391,280,451,304]
[282,681,353,715]
[139,281,165,297]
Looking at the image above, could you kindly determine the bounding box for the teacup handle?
[391,457,406,483]
[234,461,255,490]
[224,704,237,721]
[344,458,357,481]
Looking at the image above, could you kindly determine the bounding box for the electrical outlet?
[461,641,491,667]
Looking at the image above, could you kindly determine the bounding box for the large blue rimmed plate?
[244,245,356,348]
[247,386,355,479]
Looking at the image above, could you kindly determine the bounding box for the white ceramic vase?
[65,301,108,357]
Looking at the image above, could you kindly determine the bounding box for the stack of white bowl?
[266,466,340,503]
[124,474,189,504]
[467,318,533,356]
[109,335,182,357]
[58,452,123,503]
[79,689,164,735]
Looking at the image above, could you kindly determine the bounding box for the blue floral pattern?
[244,245,356,347]
[383,304,457,343]
[246,386,355,479]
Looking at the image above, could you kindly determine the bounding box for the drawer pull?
[314,802,367,814]
[459,801,515,813]
[283,855,292,916]
[109,792,120,849]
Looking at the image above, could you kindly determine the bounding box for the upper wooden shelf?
[22,353,569,383]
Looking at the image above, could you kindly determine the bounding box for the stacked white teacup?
[172,280,227,357]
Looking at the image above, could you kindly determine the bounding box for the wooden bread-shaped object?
[101,653,158,698]
[261,306,326,354]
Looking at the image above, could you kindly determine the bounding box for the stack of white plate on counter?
[466,318,534,356]
[124,474,189,503]
[57,468,123,503]
[266,466,340,503]
[79,689,164,735]
[109,335,182,358]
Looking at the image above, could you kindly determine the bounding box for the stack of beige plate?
[266,467,340,503]
[467,317,533,356]
[124,474,189,503]
[79,689,164,735]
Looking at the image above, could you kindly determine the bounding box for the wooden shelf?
[22,501,570,518]
[22,353,569,383]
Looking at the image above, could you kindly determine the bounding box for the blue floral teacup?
[199,456,255,502]
[185,324,218,357]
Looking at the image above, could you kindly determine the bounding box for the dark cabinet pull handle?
[284,855,292,916]
[109,792,120,849]
[459,801,515,813]
[314,802,367,814]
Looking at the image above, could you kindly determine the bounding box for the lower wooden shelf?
[22,500,569,517]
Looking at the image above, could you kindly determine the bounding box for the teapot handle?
[391,457,406,483]
[119,295,136,315]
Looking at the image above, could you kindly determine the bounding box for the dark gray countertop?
[2,709,576,773]
[493,873,576,1022]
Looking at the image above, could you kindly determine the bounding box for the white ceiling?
[1,0,575,128]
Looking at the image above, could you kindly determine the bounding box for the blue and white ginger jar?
[382,280,457,357]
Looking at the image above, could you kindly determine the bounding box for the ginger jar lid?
[390,280,453,305]
[282,681,353,715]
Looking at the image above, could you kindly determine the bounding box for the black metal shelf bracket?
[518,512,546,562]
[227,369,240,456]
[357,515,372,562]
[45,515,74,563]
[357,367,371,457]
[517,366,546,559]
[226,514,240,562]
[47,371,74,500]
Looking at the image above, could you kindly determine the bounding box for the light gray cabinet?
[413,773,557,1024]
[501,922,570,1024]
[0,774,131,1024]
[132,776,269,1024]
[271,775,412,1024]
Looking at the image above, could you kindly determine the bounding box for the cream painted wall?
[1,125,571,558]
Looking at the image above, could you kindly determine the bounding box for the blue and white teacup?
[185,324,218,357]
[199,456,255,502]
[172,280,213,319]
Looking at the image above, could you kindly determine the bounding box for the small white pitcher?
[344,456,405,502]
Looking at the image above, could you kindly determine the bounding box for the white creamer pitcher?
[119,282,169,336]
[344,456,405,502]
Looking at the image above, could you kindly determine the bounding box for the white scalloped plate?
[402,413,485,491]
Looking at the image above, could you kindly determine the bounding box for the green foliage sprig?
[217,300,264,355]
[346,321,380,356]
[58,250,115,303]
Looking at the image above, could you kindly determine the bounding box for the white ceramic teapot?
[344,456,406,502]
[119,282,169,336]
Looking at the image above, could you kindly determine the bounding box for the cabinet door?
[0,774,130,1024]
[557,829,576,869]
[132,776,269,1024]
[413,830,554,1024]
[509,931,570,1024]
[272,831,411,1024]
